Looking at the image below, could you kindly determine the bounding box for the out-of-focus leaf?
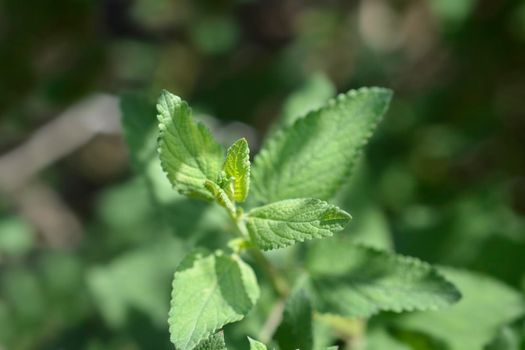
[366,329,411,350]
[307,241,461,318]
[397,268,525,350]
[275,279,313,350]
[87,237,185,328]
[280,72,336,127]
[0,216,34,256]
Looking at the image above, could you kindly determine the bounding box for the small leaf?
[275,279,313,350]
[246,198,351,250]
[157,90,225,200]
[204,180,236,217]
[195,332,228,350]
[248,338,268,350]
[224,138,250,202]
[250,87,392,205]
[168,252,260,350]
[307,241,461,318]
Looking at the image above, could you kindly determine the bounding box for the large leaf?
[397,268,525,350]
[307,241,461,318]
[246,198,351,250]
[223,138,250,202]
[251,87,392,205]
[157,90,225,200]
[275,280,313,350]
[168,252,260,350]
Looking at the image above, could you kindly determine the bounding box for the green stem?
[233,210,290,298]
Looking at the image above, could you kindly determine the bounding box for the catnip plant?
[154,88,462,350]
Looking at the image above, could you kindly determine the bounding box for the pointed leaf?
[248,338,268,350]
[275,280,313,350]
[223,138,251,202]
[246,198,351,250]
[251,87,392,205]
[307,241,461,318]
[157,90,225,200]
[168,252,260,350]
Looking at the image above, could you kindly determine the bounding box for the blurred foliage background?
[0,0,524,349]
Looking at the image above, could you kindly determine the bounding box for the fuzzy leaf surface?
[275,281,313,350]
[168,252,259,350]
[195,332,228,350]
[157,90,225,200]
[246,198,351,250]
[251,87,392,205]
[223,138,250,202]
[307,241,461,318]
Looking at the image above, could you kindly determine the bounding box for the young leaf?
[250,87,392,205]
[248,338,268,350]
[275,280,313,350]
[307,241,461,318]
[223,138,250,202]
[168,252,260,350]
[157,90,225,200]
[246,198,351,250]
[397,268,525,350]
[195,332,228,350]
[204,180,236,217]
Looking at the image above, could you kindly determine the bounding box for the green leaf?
[485,316,525,350]
[251,87,392,205]
[397,268,525,350]
[204,180,236,217]
[223,138,250,202]
[120,92,157,170]
[248,338,267,350]
[246,198,351,250]
[168,252,260,350]
[366,329,411,350]
[307,241,461,318]
[195,332,228,350]
[275,280,313,350]
[157,90,225,200]
[280,72,336,127]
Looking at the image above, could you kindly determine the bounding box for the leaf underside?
[157,90,225,200]
[246,198,351,250]
[250,87,392,205]
[307,241,461,318]
[168,252,259,350]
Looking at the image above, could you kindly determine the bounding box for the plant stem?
[233,210,290,298]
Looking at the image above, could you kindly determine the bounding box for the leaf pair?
[157,92,250,203]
